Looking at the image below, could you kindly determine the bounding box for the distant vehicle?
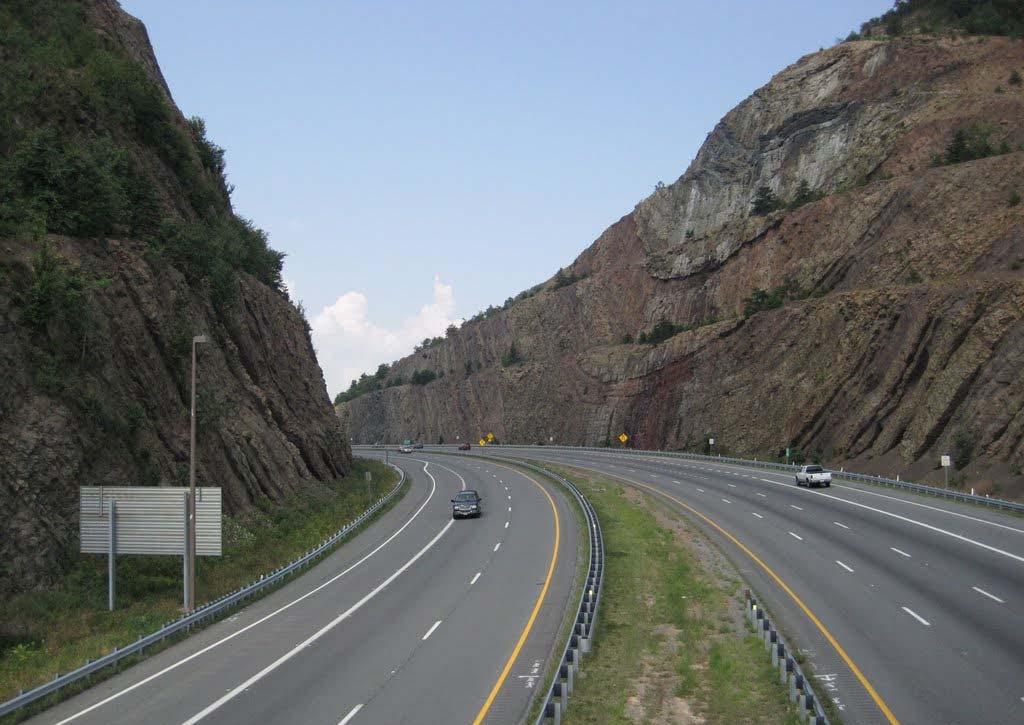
[458,443,471,451]
[413,443,424,449]
[451,490,482,519]
[398,446,413,454]
[795,465,831,488]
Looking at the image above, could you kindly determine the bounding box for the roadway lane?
[484,446,1024,725]
[32,455,579,725]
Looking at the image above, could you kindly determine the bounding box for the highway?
[481,446,1024,725]
[31,455,579,725]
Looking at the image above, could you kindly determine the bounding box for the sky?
[122,0,892,396]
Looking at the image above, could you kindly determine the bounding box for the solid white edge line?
[901,606,931,626]
[891,547,911,558]
[56,461,442,725]
[422,620,442,640]
[181,518,456,725]
[338,703,363,725]
[836,561,854,573]
[971,586,1005,603]
[470,572,481,585]
[789,531,803,541]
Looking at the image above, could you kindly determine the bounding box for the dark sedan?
[451,490,482,519]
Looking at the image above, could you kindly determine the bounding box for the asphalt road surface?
[32,454,578,725]
[480,445,1024,725]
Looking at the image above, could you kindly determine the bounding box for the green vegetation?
[501,342,522,367]
[750,186,784,215]
[548,467,800,724]
[1010,70,1022,85]
[0,0,284,296]
[932,126,1011,167]
[1009,190,1021,207]
[636,316,719,345]
[743,283,800,317]
[552,267,586,290]
[0,459,401,703]
[859,0,1024,38]
[410,369,438,385]
[953,429,976,470]
[334,364,392,404]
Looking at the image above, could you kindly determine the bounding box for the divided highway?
[485,446,1024,725]
[31,455,579,725]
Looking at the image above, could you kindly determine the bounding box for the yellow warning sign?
[619,433,629,444]
[487,432,495,442]
[479,438,486,446]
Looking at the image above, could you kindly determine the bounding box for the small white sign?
[940,455,951,468]
[709,438,715,446]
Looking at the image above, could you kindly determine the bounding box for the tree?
[750,186,783,215]
[789,179,815,209]
[446,324,459,337]
[501,343,522,367]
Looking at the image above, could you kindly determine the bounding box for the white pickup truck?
[795,465,831,488]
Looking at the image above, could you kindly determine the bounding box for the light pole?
[187,334,208,612]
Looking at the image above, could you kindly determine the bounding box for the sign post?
[108,500,117,611]
[785,447,791,465]
[709,437,715,455]
[941,454,951,488]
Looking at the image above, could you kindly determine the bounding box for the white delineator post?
[108,500,117,611]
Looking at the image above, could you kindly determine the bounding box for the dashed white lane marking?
[791,505,804,511]
[751,512,764,519]
[789,531,804,541]
[508,507,512,512]
[834,521,850,529]
[422,620,442,640]
[338,704,363,724]
[728,483,737,488]
[891,547,911,558]
[505,521,509,529]
[697,488,705,493]
[673,480,681,484]
[494,542,501,552]
[836,561,854,573]
[901,607,931,626]
[470,572,481,585]
[756,492,767,498]
[971,586,1005,603]
[721,498,732,504]
[180,518,456,725]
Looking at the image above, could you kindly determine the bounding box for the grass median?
[546,465,801,725]
[0,457,401,708]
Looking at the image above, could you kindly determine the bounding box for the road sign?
[940,455,951,467]
[709,438,715,446]
[479,438,486,446]
[80,487,222,556]
[618,433,629,443]
[487,432,495,442]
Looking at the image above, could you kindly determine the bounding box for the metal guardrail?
[463,444,1024,514]
[473,454,604,725]
[745,590,829,724]
[0,464,407,719]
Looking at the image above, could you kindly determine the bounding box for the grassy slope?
[0,458,399,703]
[552,465,800,724]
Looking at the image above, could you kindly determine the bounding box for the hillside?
[0,0,351,594]
[343,32,1024,497]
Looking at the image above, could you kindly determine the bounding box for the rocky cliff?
[344,33,1024,496]
[1,0,351,594]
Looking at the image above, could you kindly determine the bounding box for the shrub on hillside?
[750,186,784,215]
[933,126,1010,166]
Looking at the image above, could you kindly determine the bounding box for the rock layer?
[344,36,1024,496]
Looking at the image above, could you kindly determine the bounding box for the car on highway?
[458,442,471,450]
[451,489,483,518]
[795,464,831,487]
[413,443,424,449]
[398,446,413,453]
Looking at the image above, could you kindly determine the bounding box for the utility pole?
[187,334,208,612]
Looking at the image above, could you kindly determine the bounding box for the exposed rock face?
[0,1,350,594]
[344,36,1024,495]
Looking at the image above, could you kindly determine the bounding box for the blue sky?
[122,0,891,395]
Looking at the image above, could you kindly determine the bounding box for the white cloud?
[312,276,459,396]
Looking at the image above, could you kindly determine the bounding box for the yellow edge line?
[472,464,561,725]
[564,463,900,725]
